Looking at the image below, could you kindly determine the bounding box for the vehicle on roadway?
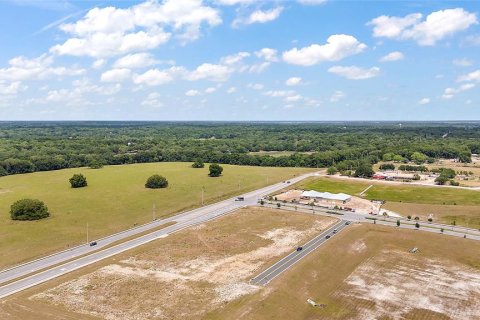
[325,235,331,239]
[89,241,97,246]
[333,229,337,234]
[296,246,303,251]
[345,221,350,225]
[235,197,245,201]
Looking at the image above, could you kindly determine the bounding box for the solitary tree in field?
[145,175,168,189]
[407,215,412,220]
[191,159,204,168]
[276,202,281,208]
[69,173,87,188]
[208,163,223,177]
[10,199,50,221]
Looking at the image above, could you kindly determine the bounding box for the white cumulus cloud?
[285,77,302,86]
[101,68,132,82]
[330,90,345,102]
[255,48,278,62]
[113,53,159,69]
[457,69,480,82]
[368,8,478,46]
[380,51,404,62]
[282,34,367,66]
[328,66,380,80]
[418,97,430,105]
[133,68,173,86]
[50,0,222,57]
[185,89,201,96]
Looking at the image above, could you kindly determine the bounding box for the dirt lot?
[274,189,381,215]
[0,207,337,320]
[209,224,480,320]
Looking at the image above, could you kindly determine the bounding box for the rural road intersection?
[0,172,316,299]
[2,171,479,298]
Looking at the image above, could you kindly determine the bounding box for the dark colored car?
[325,235,331,239]
[345,221,350,225]
[89,241,97,246]
[296,246,303,251]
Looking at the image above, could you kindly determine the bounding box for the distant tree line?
[0,122,477,176]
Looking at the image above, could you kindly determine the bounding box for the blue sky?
[0,0,479,121]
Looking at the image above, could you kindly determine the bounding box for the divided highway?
[251,219,348,286]
[0,172,319,299]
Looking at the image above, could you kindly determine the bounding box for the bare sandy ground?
[31,209,336,320]
[335,250,480,320]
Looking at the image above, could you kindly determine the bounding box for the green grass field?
[0,162,313,268]
[302,177,480,228]
[303,177,480,205]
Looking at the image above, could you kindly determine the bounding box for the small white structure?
[301,190,351,203]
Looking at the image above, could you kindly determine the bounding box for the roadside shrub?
[69,173,87,188]
[415,222,420,229]
[449,180,460,186]
[327,166,337,175]
[379,163,395,171]
[10,199,49,221]
[435,175,449,185]
[208,163,223,177]
[145,175,168,189]
[398,165,428,172]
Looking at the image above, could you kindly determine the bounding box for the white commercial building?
[301,190,351,203]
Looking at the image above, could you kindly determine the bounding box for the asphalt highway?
[0,172,319,299]
[250,219,348,286]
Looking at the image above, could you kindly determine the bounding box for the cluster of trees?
[10,199,50,221]
[433,168,457,185]
[0,122,477,176]
[398,165,428,172]
[379,163,395,170]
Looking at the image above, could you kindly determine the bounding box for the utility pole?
[201,186,204,205]
[86,223,89,244]
[152,203,156,221]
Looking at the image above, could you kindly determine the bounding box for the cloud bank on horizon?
[0,0,479,120]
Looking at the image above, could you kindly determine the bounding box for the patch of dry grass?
[209,224,480,320]
[0,207,337,320]
[383,202,480,230]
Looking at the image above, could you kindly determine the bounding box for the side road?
[0,172,319,298]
